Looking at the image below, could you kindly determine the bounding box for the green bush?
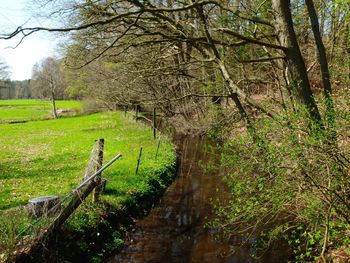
[212,105,350,261]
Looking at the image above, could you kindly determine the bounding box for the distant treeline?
[0,79,32,100]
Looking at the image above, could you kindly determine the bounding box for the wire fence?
[16,153,122,239]
[14,108,167,241]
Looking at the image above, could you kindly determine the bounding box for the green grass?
[0,111,176,260]
[0,112,175,210]
[0,99,82,123]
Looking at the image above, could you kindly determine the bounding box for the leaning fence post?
[93,138,104,203]
[33,153,122,243]
[153,107,156,140]
[135,147,143,175]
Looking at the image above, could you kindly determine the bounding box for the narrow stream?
[106,135,288,263]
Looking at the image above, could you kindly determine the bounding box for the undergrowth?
[212,100,350,262]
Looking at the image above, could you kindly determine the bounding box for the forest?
[1,0,350,262]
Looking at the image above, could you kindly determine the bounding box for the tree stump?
[28,195,60,218]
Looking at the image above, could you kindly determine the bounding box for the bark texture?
[272,0,322,125]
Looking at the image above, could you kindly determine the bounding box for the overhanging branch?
[215,28,287,51]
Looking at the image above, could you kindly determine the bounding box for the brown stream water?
[106,135,289,263]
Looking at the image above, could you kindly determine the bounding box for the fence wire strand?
[15,109,166,240]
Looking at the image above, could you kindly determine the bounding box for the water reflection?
[106,136,288,263]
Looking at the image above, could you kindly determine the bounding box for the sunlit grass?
[0,111,176,260]
[0,99,82,123]
[0,112,175,210]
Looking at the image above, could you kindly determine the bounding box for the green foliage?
[56,202,126,262]
[212,104,350,260]
[207,107,230,141]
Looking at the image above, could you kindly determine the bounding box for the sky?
[0,0,59,80]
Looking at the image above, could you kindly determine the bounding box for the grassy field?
[0,112,175,210]
[0,99,82,123]
[0,101,176,261]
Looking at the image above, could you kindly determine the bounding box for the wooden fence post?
[25,153,122,249]
[38,180,98,242]
[153,107,156,140]
[93,138,104,203]
[135,147,143,175]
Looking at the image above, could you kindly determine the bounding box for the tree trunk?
[305,0,336,137]
[93,138,104,203]
[37,180,97,242]
[329,0,339,65]
[50,81,58,119]
[51,90,58,119]
[216,59,277,119]
[271,0,323,126]
[346,23,350,85]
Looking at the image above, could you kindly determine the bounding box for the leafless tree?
[31,57,66,118]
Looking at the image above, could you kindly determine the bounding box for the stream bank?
[7,112,177,263]
[106,135,289,263]
[14,160,177,263]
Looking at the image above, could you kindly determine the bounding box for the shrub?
[212,105,350,261]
